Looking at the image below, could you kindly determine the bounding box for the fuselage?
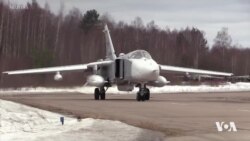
[116,50,160,83]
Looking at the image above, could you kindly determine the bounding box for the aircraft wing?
[3,60,112,75]
[159,65,233,76]
[232,75,250,78]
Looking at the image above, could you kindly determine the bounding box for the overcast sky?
[9,0,250,47]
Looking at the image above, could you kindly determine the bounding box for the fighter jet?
[3,25,233,101]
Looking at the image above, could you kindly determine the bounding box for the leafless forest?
[0,0,249,87]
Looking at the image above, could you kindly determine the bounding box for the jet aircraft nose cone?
[150,69,160,80]
[130,59,159,82]
[153,69,159,73]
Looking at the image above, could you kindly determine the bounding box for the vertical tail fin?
[103,24,116,60]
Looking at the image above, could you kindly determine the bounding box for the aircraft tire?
[100,89,106,100]
[136,92,144,101]
[140,91,145,101]
[141,95,145,101]
[136,92,141,101]
[94,88,100,100]
[145,88,150,100]
[100,93,105,100]
[137,90,148,102]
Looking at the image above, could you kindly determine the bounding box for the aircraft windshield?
[127,50,152,59]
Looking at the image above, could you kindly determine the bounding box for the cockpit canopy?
[126,50,152,59]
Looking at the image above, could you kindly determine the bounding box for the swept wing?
[3,61,112,75]
[160,65,233,76]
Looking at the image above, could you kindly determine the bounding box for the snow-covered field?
[0,100,163,141]
[1,82,250,95]
[1,83,250,141]
[151,82,250,93]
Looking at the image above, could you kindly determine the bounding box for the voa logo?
[215,121,237,132]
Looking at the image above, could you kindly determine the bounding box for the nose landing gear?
[136,84,150,101]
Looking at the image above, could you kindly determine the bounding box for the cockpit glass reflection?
[127,50,152,59]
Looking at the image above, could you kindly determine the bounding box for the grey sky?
[8,0,250,47]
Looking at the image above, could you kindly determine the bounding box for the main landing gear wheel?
[100,87,106,100]
[94,88,100,100]
[94,87,106,100]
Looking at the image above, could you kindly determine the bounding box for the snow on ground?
[0,86,134,94]
[0,100,163,141]
[151,82,250,93]
[1,82,250,95]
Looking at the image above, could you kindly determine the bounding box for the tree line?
[0,0,249,87]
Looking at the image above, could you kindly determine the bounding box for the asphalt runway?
[1,92,250,141]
